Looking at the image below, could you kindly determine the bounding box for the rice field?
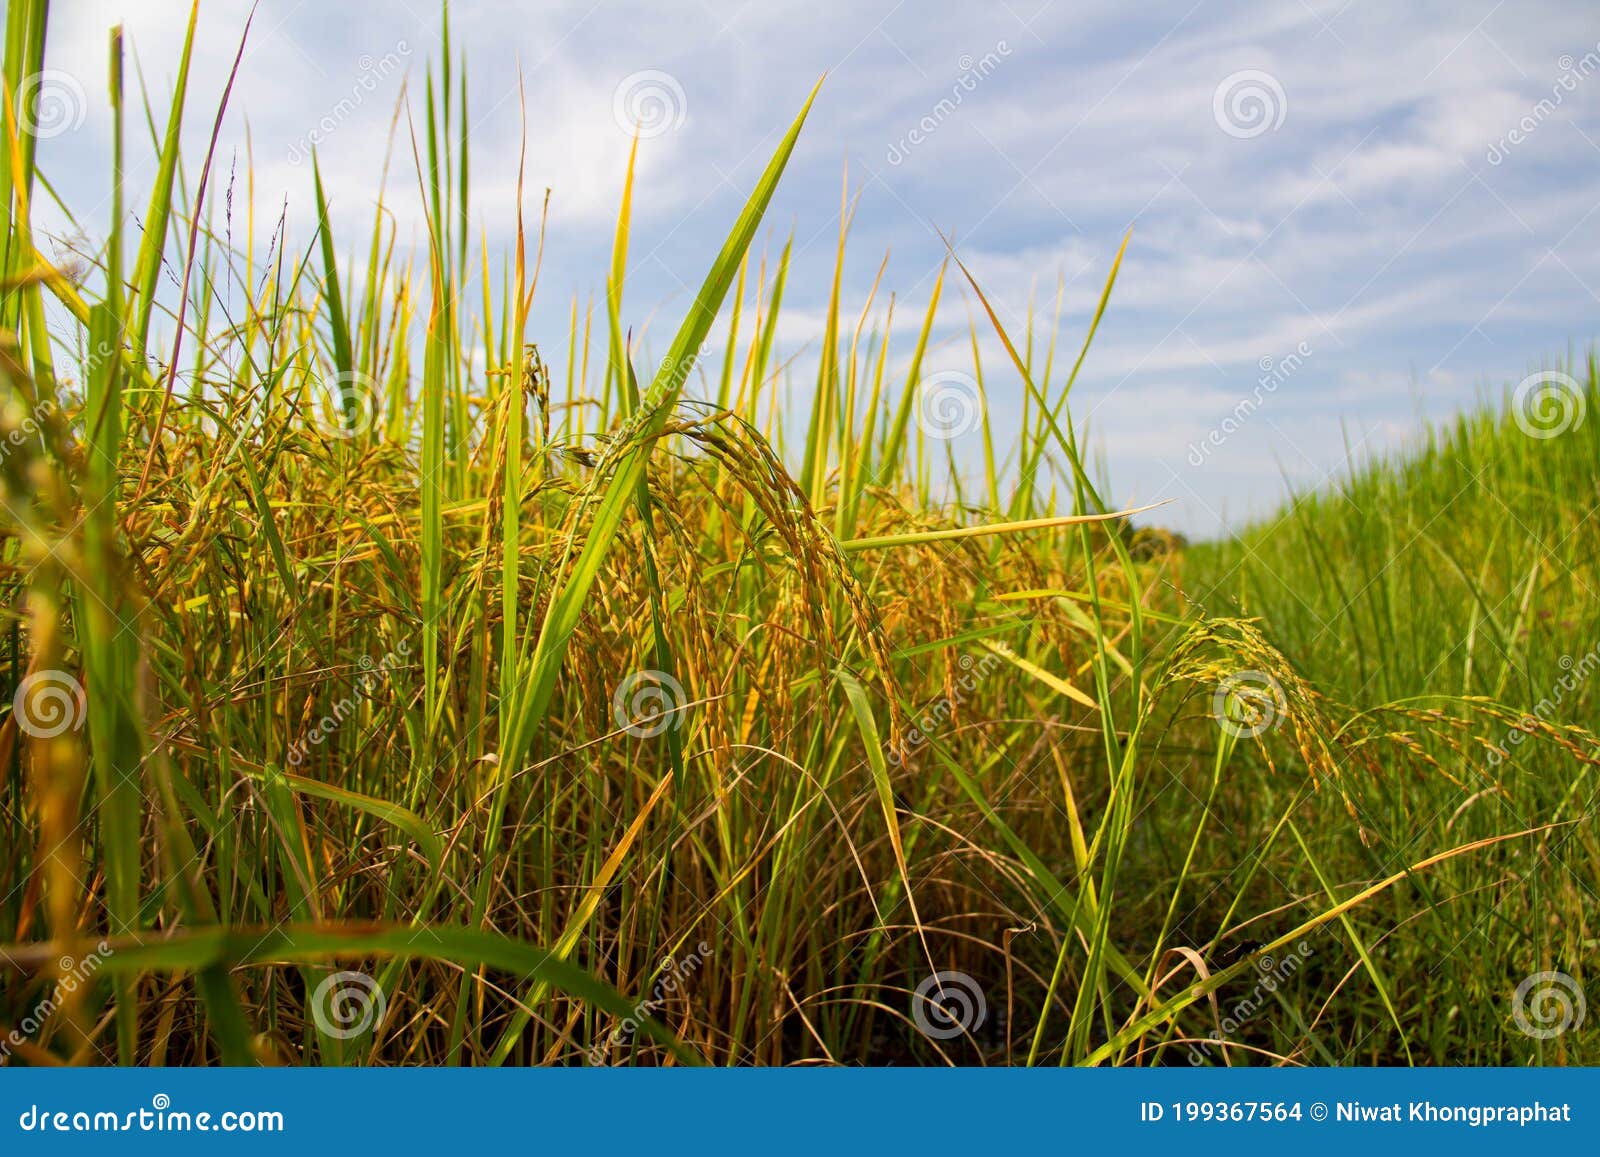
[0,1,1594,1067]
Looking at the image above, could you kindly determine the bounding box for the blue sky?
[31,0,1600,536]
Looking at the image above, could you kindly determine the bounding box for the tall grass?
[0,1,1593,1066]
[1191,361,1600,1063]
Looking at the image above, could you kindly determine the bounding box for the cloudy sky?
[30,0,1600,535]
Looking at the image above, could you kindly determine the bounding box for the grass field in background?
[0,1,1594,1066]
[1188,360,1600,1064]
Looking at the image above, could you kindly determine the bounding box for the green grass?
[1189,359,1600,1064]
[0,0,1594,1067]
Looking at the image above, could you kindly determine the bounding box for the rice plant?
[0,0,1592,1067]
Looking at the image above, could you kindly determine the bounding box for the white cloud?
[25,0,1600,537]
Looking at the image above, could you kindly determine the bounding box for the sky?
[27,0,1600,536]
